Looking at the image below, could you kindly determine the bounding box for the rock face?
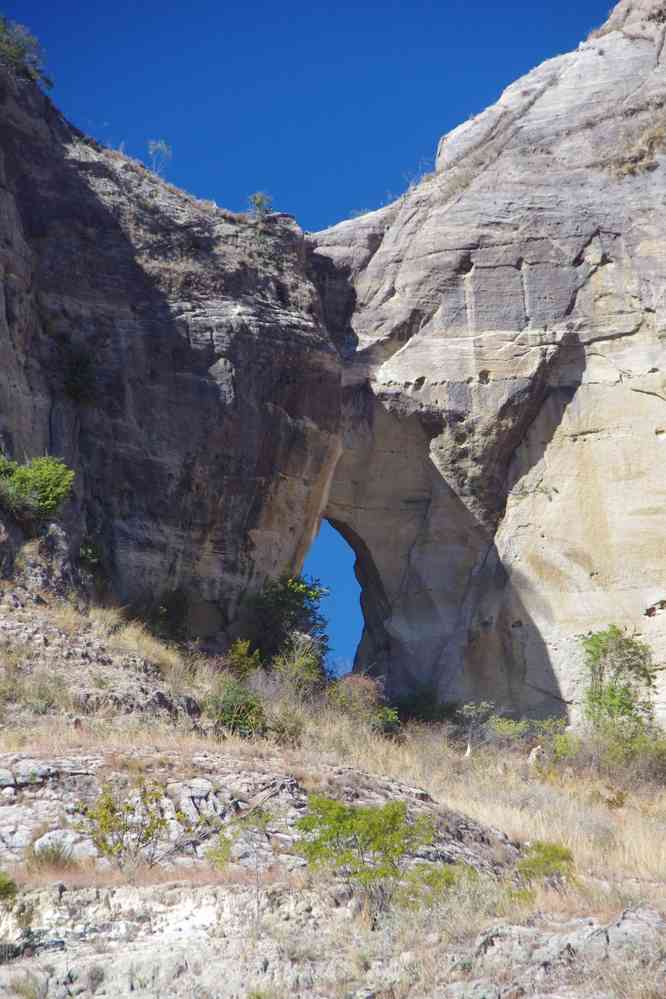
[0,71,341,636]
[1,0,666,714]
[310,0,666,714]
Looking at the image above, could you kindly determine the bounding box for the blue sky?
[12,0,612,662]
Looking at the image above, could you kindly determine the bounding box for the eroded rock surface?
[0,750,517,872]
[0,70,341,636]
[310,0,666,714]
[1,0,665,715]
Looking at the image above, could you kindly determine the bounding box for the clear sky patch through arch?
[303,520,363,672]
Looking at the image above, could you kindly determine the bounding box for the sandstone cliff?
[0,70,342,636]
[310,0,666,715]
[1,0,665,716]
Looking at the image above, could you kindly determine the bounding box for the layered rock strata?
[0,71,341,636]
[310,0,666,713]
[1,0,665,714]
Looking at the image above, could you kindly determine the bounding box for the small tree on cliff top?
[0,17,52,87]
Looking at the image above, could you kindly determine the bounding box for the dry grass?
[4,702,666,899]
[108,619,182,673]
[0,657,72,716]
[48,601,85,635]
[4,597,666,916]
[9,858,303,892]
[612,116,666,178]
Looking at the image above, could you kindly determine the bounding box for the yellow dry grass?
[3,703,666,899]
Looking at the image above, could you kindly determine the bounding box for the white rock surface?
[310,0,666,715]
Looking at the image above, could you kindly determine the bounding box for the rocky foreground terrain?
[0,561,666,996]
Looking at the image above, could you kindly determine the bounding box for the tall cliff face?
[0,71,342,634]
[1,0,665,717]
[310,0,666,714]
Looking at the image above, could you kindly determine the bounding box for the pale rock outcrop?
[310,0,666,715]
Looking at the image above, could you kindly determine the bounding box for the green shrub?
[517,841,574,884]
[296,796,434,909]
[370,705,401,737]
[0,456,75,521]
[205,830,233,870]
[226,638,262,680]
[581,625,658,729]
[245,574,328,662]
[78,779,167,871]
[79,537,102,568]
[0,16,51,87]
[273,632,326,696]
[0,455,17,478]
[0,869,17,905]
[487,716,531,745]
[204,676,266,737]
[396,862,473,910]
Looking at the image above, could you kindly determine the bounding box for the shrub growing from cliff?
[0,16,51,88]
[0,456,74,521]
[245,574,328,663]
[581,625,659,729]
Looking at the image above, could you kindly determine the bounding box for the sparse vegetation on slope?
[0,16,51,88]
[0,456,74,522]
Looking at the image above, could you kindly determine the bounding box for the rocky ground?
[0,544,665,996]
[0,746,664,997]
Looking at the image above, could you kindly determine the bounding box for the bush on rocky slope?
[0,16,51,88]
[0,456,74,522]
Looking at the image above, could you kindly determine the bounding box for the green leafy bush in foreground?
[296,796,434,909]
[0,455,75,520]
[204,676,267,737]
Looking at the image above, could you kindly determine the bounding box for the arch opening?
[302,518,364,675]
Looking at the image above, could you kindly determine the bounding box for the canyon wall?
[1,0,665,715]
[310,0,666,714]
[0,70,342,635]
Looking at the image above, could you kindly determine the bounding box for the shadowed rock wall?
[0,71,342,635]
